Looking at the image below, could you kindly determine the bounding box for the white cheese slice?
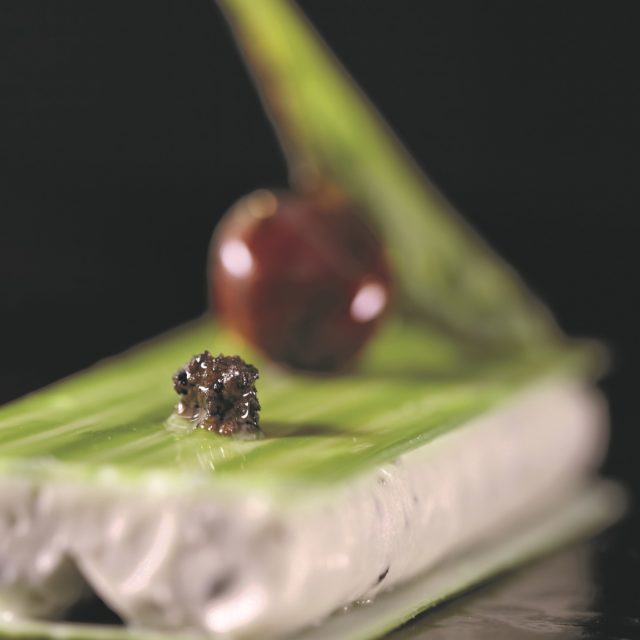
[0,380,607,638]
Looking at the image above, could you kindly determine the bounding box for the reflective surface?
[387,514,640,639]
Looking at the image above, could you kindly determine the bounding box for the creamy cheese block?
[0,320,614,638]
[0,380,606,638]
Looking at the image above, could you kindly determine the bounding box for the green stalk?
[219,0,561,350]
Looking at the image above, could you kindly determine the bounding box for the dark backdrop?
[1,1,638,492]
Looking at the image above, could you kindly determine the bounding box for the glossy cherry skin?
[209,190,392,371]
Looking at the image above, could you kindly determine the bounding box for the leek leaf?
[0,319,589,496]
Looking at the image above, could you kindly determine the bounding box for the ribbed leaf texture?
[0,320,591,496]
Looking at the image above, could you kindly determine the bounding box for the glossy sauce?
[210,190,392,371]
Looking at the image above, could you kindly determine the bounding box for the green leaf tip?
[218,0,564,351]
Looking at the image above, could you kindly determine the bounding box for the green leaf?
[218,0,561,350]
[0,319,588,493]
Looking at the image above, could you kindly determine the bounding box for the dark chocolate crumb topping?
[172,351,261,437]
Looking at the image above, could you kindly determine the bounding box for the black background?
[1,2,639,630]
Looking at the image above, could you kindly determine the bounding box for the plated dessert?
[0,1,624,639]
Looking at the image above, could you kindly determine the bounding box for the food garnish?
[210,189,391,371]
[173,351,261,437]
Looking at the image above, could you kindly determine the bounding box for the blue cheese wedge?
[0,320,617,637]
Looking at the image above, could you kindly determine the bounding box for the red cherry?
[209,190,392,371]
